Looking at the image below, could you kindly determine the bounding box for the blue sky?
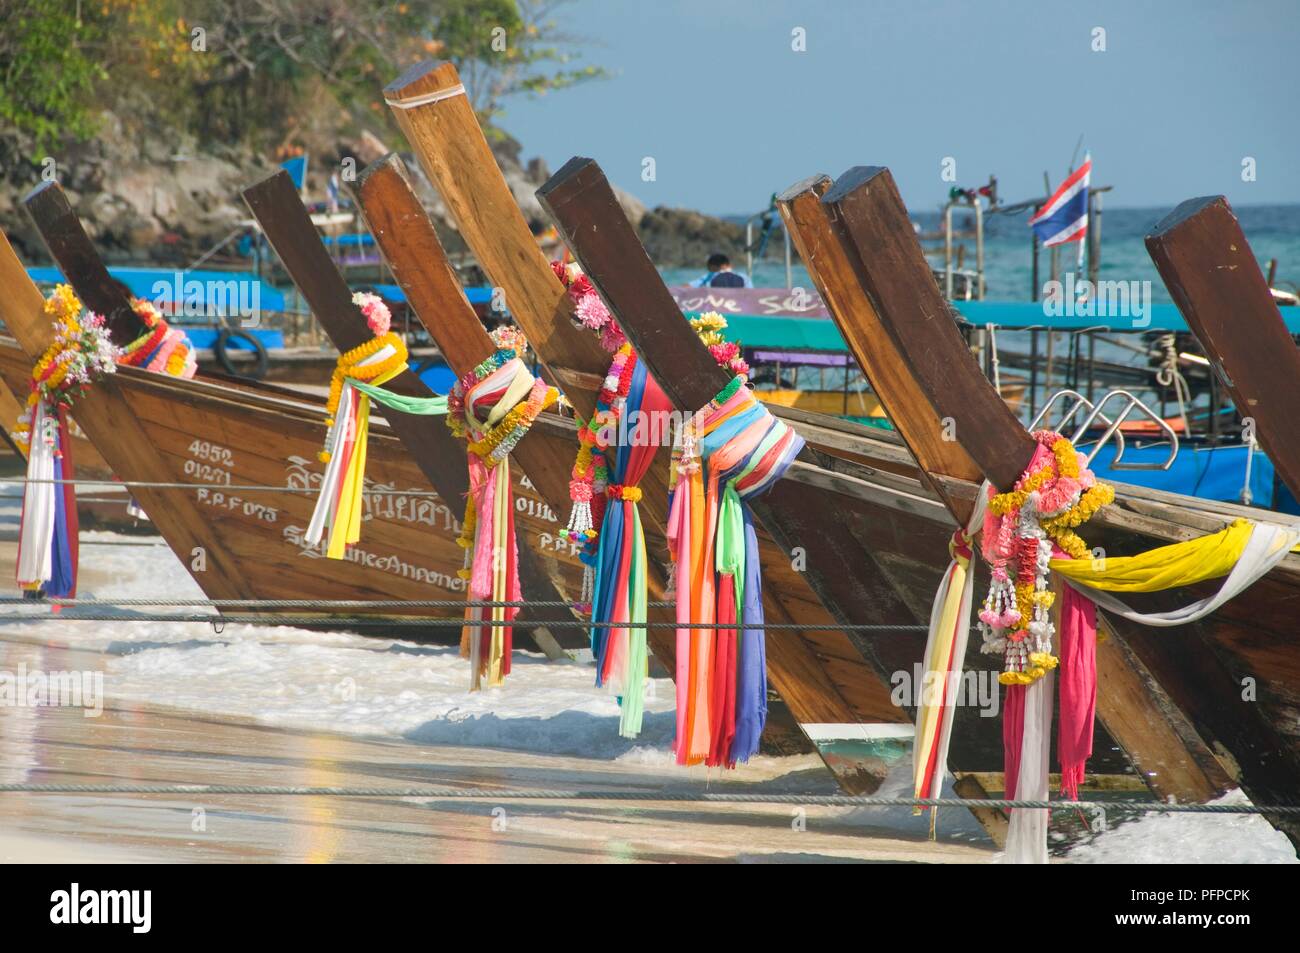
[498,0,1300,215]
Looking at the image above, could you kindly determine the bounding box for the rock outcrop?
[0,114,735,270]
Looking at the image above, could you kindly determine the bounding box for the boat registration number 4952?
[188,439,235,467]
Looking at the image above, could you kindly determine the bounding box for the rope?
[0,783,1293,814]
[1241,432,1257,506]
[986,322,1002,393]
[1154,332,1191,432]
[384,83,466,109]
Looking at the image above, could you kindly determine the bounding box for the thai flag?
[1029,154,1091,247]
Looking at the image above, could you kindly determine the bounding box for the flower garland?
[689,311,750,378]
[551,260,625,352]
[561,342,637,609]
[978,430,1114,685]
[352,291,391,336]
[12,285,119,451]
[118,299,198,379]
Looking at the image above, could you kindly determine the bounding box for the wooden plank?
[1145,195,1300,501]
[820,167,1036,489]
[240,170,577,651]
[776,175,984,522]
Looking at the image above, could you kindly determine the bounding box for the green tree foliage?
[0,0,109,149]
[0,0,602,156]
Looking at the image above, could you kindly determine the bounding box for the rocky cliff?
[0,113,747,272]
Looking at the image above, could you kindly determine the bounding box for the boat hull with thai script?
[0,209,586,648]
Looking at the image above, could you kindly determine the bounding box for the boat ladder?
[1031,388,1179,471]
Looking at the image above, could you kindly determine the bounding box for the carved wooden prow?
[383,60,611,412]
[23,181,149,345]
[776,174,984,523]
[11,191,249,598]
[802,166,1253,815]
[1146,195,1300,501]
[820,167,1036,491]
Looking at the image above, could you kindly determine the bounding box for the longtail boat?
[786,166,1300,850]
[0,183,580,648]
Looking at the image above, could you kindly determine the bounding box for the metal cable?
[0,783,1293,814]
[0,477,441,497]
[0,597,672,609]
[0,610,930,631]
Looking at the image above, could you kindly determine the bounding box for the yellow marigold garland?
[978,431,1112,685]
[13,285,119,450]
[319,331,408,463]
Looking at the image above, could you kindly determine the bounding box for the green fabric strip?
[349,378,450,416]
[715,482,746,618]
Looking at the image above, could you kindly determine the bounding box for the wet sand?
[0,689,992,864]
[0,531,994,862]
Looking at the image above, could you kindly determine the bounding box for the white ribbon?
[16,399,57,587]
[1002,671,1054,865]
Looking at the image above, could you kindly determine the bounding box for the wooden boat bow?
[800,165,1300,847]
[1145,194,1300,501]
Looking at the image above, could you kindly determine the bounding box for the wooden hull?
[0,335,589,640]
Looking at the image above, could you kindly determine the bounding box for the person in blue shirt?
[692,253,751,289]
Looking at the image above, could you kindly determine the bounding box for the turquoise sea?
[660,204,1300,303]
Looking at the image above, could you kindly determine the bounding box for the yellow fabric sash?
[1048,517,1297,592]
[324,363,403,558]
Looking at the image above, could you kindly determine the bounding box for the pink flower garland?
[352,291,392,336]
[552,261,626,352]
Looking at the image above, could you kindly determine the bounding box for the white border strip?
[801,723,915,742]
[384,84,466,110]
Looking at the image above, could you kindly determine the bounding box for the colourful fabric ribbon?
[306,341,407,558]
[589,358,672,737]
[668,376,803,767]
[912,484,988,823]
[449,332,557,691]
[1055,564,1096,800]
